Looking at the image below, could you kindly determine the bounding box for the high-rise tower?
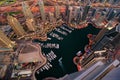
[65,0,70,22]
[26,18,37,31]
[74,7,82,24]
[7,15,26,37]
[107,10,117,21]
[93,12,105,27]
[95,16,105,27]
[22,2,37,31]
[49,12,55,23]
[54,4,60,19]
[38,0,46,22]
[76,8,82,24]
[81,4,91,21]
[99,0,106,3]
[91,8,97,17]
[68,7,73,23]
[94,21,115,42]
[22,2,34,19]
[0,30,15,49]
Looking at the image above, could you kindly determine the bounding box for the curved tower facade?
[7,15,26,37]
[0,30,15,49]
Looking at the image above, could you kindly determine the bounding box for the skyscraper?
[94,21,114,42]
[0,30,15,49]
[38,0,46,22]
[81,4,91,21]
[22,2,34,19]
[65,0,70,22]
[101,10,107,17]
[68,7,73,23]
[95,16,105,27]
[94,27,108,42]
[91,8,97,17]
[93,11,106,27]
[99,0,106,3]
[49,12,55,22]
[106,8,113,17]
[107,10,117,21]
[65,4,69,17]
[54,4,60,19]
[115,9,120,17]
[22,2,36,31]
[106,0,112,3]
[73,7,78,19]
[112,0,120,4]
[92,0,99,3]
[26,18,37,31]
[116,23,120,32]
[74,7,82,24]
[7,15,26,36]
